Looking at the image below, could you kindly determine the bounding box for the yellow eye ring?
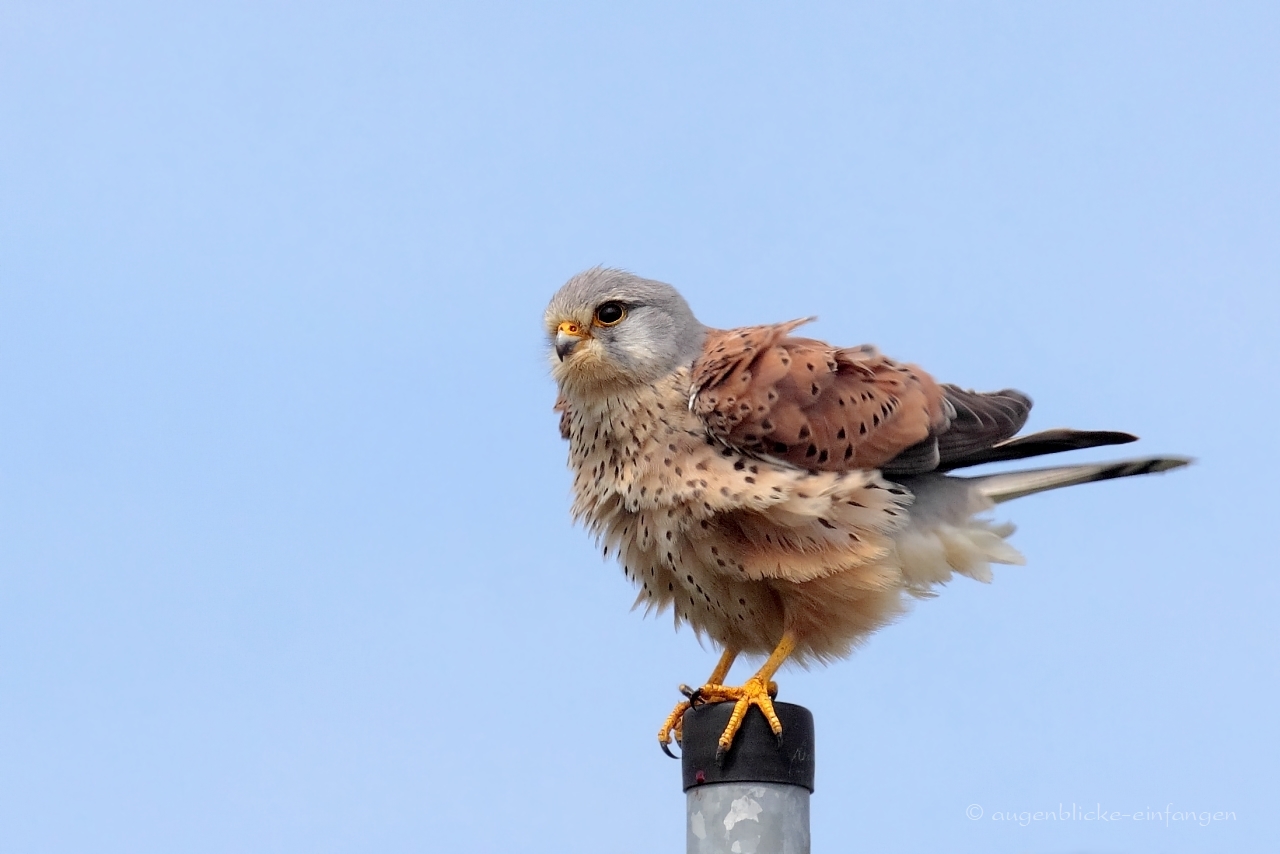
[594,301,626,327]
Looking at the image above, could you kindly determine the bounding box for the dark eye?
[594,301,626,327]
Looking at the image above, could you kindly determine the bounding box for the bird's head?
[544,268,706,398]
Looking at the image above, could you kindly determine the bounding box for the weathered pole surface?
[681,701,815,854]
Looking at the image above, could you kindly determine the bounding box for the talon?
[658,699,691,756]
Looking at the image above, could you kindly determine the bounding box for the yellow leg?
[658,646,738,756]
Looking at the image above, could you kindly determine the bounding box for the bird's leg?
[705,631,798,763]
[658,646,738,757]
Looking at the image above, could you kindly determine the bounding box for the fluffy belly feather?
[561,370,1023,663]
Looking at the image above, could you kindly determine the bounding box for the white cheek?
[619,325,669,366]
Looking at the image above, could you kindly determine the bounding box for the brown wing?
[691,321,953,472]
[691,322,1037,475]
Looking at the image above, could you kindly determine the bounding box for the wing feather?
[691,323,950,472]
[931,386,1032,464]
[689,322,1133,476]
[936,428,1137,471]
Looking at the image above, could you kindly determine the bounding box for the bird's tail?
[894,455,1190,594]
[971,456,1192,504]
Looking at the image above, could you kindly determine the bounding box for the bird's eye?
[594,301,626,327]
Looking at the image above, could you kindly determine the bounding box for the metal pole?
[681,701,815,854]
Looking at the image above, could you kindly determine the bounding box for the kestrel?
[545,267,1188,760]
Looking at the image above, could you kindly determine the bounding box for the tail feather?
[894,454,1190,598]
[973,456,1192,504]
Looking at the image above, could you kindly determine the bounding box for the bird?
[545,267,1188,761]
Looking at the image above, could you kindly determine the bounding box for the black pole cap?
[680,701,815,793]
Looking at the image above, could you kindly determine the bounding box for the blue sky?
[2,3,1277,852]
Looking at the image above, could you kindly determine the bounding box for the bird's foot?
[656,678,780,759]
[710,676,783,763]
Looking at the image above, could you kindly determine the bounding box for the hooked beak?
[555,320,589,361]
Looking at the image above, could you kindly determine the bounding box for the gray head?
[544,267,706,396]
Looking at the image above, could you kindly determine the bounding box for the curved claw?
[658,698,691,758]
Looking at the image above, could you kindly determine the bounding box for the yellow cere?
[558,320,586,337]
